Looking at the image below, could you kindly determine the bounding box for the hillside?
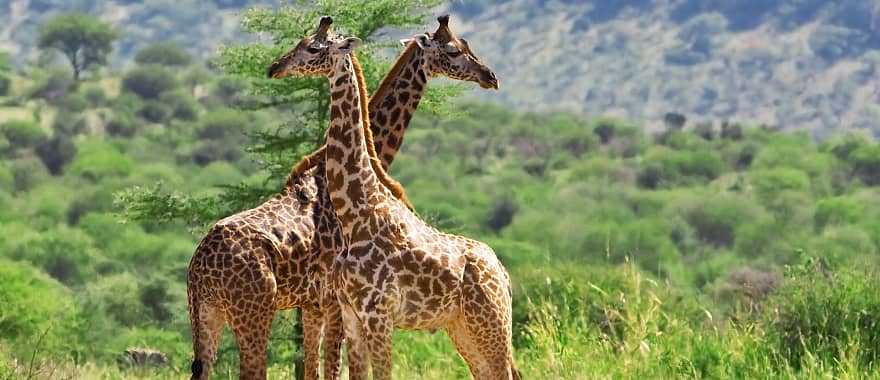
[449,0,880,135]
[3,1,879,134]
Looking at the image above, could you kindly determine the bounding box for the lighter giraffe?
[269,17,519,380]
[187,15,498,380]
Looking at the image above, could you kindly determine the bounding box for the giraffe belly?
[391,250,466,331]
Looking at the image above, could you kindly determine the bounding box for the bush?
[159,90,199,121]
[0,260,78,357]
[36,135,77,175]
[1,120,47,148]
[122,65,179,99]
[80,273,147,327]
[10,227,101,285]
[138,100,171,123]
[134,42,192,67]
[0,74,10,96]
[10,156,49,192]
[68,139,133,181]
[850,144,880,186]
[766,261,880,369]
[81,83,107,106]
[28,68,74,101]
[814,196,865,231]
[105,112,139,137]
[679,195,762,248]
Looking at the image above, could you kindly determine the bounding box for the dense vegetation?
[2,2,880,379]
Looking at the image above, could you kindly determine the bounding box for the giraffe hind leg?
[452,265,517,380]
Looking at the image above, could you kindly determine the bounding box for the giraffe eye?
[444,43,462,57]
[295,187,310,203]
[306,47,321,54]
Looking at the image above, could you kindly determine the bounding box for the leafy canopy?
[37,13,118,81]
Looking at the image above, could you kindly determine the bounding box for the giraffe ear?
[399,38,412,46]
[413,34,431,49]
[333,37,363,54]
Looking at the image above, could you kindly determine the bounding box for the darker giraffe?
[187,15,499,380]
[269,17,519,380]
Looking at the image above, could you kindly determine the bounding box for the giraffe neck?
[369,42,429,170]
[324,54,385,234]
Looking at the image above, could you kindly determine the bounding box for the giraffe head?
[267,16,363,78]
[403,15,499,89]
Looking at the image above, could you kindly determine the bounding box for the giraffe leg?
[452,265,517,380]
[319,289,344,380]
[301,306,323,380]
[227,257,277,380]
[229,305,274,380]
[447,320,487,379]
[341,303,370,380]
[189,296,225,380]
[361,314,394,380]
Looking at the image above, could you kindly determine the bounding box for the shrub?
[0,74,10,96]
[105,112,139,137]
[850,144,880,186]
[68,139,133,181]
[485,197,518,233]
[81,83,107,106]
[122,65,178,99]
[10,227,101,285]
[766,260,880,369]
[28,68,74,101]
[80,273,147,327]
[1,119,47,148]
[749,168,810,203]
[679,195,762,248]
[36,135,77,175]
[814,196,864,231]
[159,90,199,121]
[137,100,171,123]
[134,42,192,67]
[58,92,89,112]
[10,156,49,192]
[0,260,78,357]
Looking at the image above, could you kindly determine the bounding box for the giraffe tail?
[187,278,205,380]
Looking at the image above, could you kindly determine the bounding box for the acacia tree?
[38,13,118,81]
[116,0,462,376]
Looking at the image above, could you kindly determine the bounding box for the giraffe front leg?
[319,290,344,380]
[341,303,369,380]
[301,305,323,380]
[362,315,394,380]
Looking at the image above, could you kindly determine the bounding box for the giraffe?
[268,17,519,380]
[187,15,499,380]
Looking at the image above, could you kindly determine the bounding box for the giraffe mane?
[351,54,414,211]
[286,54,414,211]
[369,41,418,110]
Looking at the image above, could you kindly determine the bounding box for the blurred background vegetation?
[2,0,880,379]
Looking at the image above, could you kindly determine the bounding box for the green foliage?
[0,75,10,97]
[0,260,79,357]
[37,13,118,80]
[1,119,47,149]
[8,227,101,285]
[68,139,133,181]
[122,65,179,99]
[767,259,880,369]
[134,42,192,67]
